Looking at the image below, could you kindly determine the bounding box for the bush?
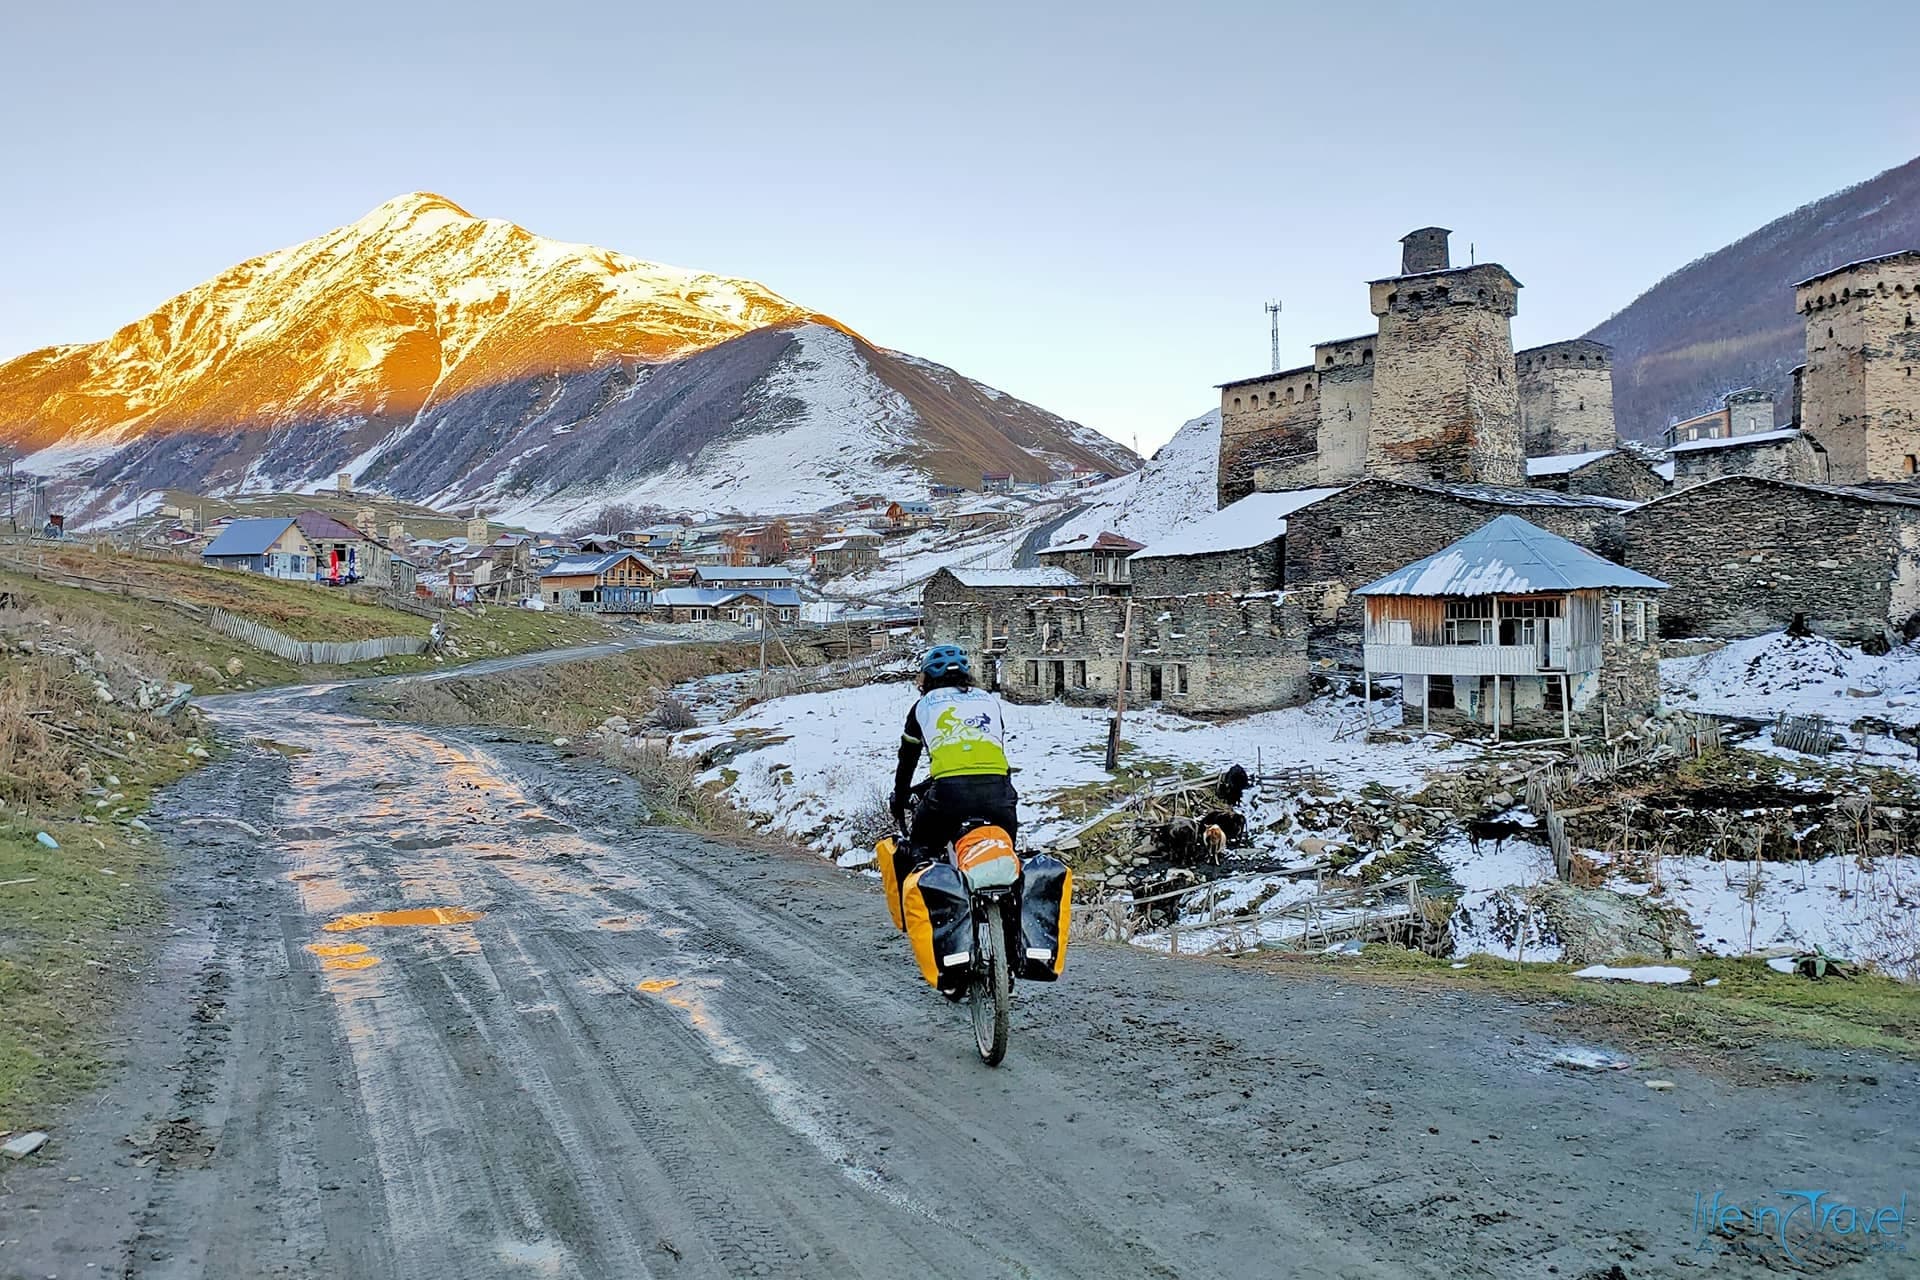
[647,694,698,732]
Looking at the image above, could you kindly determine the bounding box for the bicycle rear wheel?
[971,899,1011,1065]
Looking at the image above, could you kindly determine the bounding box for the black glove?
[889,793,908,830]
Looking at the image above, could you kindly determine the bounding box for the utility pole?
[1105,598,1136,772]
[1265,300,1283,374]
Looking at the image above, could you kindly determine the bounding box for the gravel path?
[2,669,1913,1278]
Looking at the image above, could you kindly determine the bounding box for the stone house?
[812,532,882,576]
[1127,488,1348,600]
[1623,475,1920,643]
[540,550,661,613]
[653,587,801,627]
[1666,427,1828,489]
[949,498,1022,532]
[996,591,1312,714]
[922,567,1082,671]
[1359,515,1667,739]
[1665,388,1777,446]
[1526,449,1668,502]
[1277,478,1637,666]
[1034,530,1145,594]
[200,517,314,580]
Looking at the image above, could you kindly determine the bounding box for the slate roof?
[1130,488,1348,561]
[202,517,296,558]
[1525,449,1617,478]
[1357,515,1668,597]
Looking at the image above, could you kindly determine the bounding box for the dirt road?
[2,675,1913,1279]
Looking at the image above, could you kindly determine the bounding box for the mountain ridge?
[1585,155,1920,437]
[0,193,1134,523]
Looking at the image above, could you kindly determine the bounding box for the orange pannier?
[953,824,1020,890]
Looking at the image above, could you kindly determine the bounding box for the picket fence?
[208,607,428,665]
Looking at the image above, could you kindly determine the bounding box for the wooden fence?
[1084,872,1428,957]
[207,607,427,665]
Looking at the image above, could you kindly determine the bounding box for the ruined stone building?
[1216,228,1607,505]
[1795,250,1920,483]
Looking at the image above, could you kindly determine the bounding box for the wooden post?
[1492,673,1501,744]
[1561,673,1571,742]
[1422,677,1430,734]
[1106,597,1135,772]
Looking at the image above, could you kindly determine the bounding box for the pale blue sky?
[4,0,1916,451]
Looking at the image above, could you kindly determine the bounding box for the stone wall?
[1669,433,1828,490]
[1623,477,1920,642]
[1517,340,1615,456]
[1284,480,1628,666]
[1217,366,1320,505]
[1313,336,1374,482]
[1129,538,1283,599]
[1531,453,1667,502]
[998,592,1312,714]
[1366,265,1524,486]
[1796,253,1920,483]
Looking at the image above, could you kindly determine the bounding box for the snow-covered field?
[1662,631,1920,727]
[671,680,1462,861]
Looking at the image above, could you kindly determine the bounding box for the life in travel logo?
[1693,1189,1909,1261]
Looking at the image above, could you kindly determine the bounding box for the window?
[1172,664,1189,696]
[1123,663,1133,692]
[1609,599,1624,642]
[1067,610,1086,636]
[1024,660,1039,686]
[1443,598,1494,645]
[1626,600,1647,643]
[1072,660,1087,689]
[1385,619,1413,646]
[1906,455,1918,475]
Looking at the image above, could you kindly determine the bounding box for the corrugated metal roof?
[202,517,296,558]
[1130,488,1347,561]
[293,510,367,542]
[1356,515,1667,597]
[656,587,803,607]
[541,550,657,578]
[692,566,796,583]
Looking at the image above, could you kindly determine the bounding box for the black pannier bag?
[1016,854,1073,981]
[902,860,974,990]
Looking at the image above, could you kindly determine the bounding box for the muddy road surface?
[3,677,1914,1279]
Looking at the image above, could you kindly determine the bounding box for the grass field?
[1259,946,1920,1064]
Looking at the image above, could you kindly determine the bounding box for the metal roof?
[691,566,796,583]
[293,510,371,543]
[940,567,1084,589]
[202,517,296,558]
[1666,427,1802,455]
[541,550,657,579]
[656,587,803,607]
[1130,488,1348,561]
[1357,515,1667,597]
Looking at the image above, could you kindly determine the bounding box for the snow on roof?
[692,565,795,582]
[1524,448,1616,478]
[203,517,295,557]
[942,567,1084,589]
[1629,473,1920,512]
[1666,427,1804,455]
[1130,488,1347,561]
[1357,515,1667,597]
[1408,480,1640,511]
[1654,459,1676,482]
[1040,530,1147,555]
[541,550,656,578]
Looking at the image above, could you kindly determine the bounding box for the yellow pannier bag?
[901,861,972,989]
[875,836,906,931]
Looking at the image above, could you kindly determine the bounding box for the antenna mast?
[1265,300,1283,373]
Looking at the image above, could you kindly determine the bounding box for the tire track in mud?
[8,675,1916,1280]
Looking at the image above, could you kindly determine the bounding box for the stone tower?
[1400,227,1452,275]
[1365,232,1524,486]
[1517,339,1615,456]
[1794,250,1920,483]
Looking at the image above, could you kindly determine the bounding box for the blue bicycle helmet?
[921,644,972,679]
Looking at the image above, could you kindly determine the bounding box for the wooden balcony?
[1364,641,1601,678]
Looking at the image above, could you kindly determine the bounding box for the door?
[1148,665,1163,701]
[1048,661,1065,695]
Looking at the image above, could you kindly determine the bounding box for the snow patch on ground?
[1662,631,1920,727]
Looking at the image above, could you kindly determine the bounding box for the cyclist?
[889,645,1018,896]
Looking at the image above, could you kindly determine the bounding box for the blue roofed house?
[200,517,315,580]
[1356,515,1667,740]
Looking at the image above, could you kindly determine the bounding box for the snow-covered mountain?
[1042,408,1220,547]
[0,193,1136,523]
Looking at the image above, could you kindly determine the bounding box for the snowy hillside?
[1042,409,1220,547]
[0,193,1137,524]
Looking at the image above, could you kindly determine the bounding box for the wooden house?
[1035,530,1144,594]
[540,550,661,612]
[1357,515,1667,740]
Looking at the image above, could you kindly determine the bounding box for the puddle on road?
[322,907,485,932]
[636,978,681,993]
[323,954,382,971]
[304,940,384,971]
